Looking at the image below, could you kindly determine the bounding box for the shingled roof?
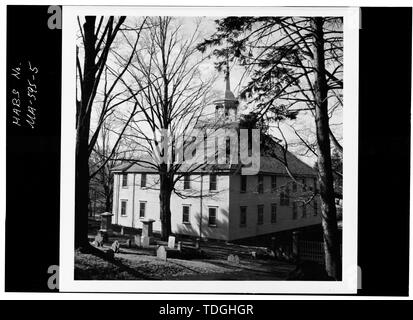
[111,149,316,177]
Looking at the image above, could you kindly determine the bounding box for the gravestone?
[134,235,141,247]
[141,219,155,248]
[157,245,167,261]
[111,240,120,253]
[168,236,176,249]
[99,212,114,238]
[94,233,103,247]
[177,241,182,251]
[195,238,200,249]
[228,254,240,264]
[141,236,150,248]
[125,239,132,248]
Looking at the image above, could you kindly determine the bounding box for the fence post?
[292,231,300,259]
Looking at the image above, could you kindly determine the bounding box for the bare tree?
[199,16,343,279]
[75,16,145,249]
[113,17,218,240]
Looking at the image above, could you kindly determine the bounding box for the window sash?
[257,205,264,225]
[240,175,247,192]
[122,174,128,187]
[257,175,264,193]
[208,208,217,226]
[240,206,247,227]
[271,176,277,192]
[182,206,190,223]
[183,175,191,189]
[121,201,127,216]
[209,175,217,191]
[271,204,277,223]
[141,173,147,188]
[139,202,146,218]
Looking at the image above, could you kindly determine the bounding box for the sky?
[81,16,343,167]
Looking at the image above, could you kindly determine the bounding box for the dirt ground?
[75,239,296,280]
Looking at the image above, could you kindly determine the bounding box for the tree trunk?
[311,17,341,280]
[75,16,96,249]
[159,164,172,240]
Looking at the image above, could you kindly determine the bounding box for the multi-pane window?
[257,175,264,193]
[280,187,290,206]
[120,200,127,216]
[302,203,307,218]
[240,175,247,193]
[183,175,191,189]
[122,174,128,187]
[302,178,307,191]
[292,202,297,220]
[208,207,217,226]
[271,204,277,223]
[313,200,318,216]
[240,206,247,227]
[141,173,147,188]
[209,174,217,191]
[257,205,264,225]
[271,176,277,192]
[139,201,146,218]
[182,205,190,224]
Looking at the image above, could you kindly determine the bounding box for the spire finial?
[225,52,231,93]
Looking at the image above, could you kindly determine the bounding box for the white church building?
[111,72,321,241]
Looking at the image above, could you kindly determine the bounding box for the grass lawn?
[75,240,296,280]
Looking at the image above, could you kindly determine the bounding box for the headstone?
[141,235,150,248]
[168,236,176,249]
[111,240,120,253]
[177,241,182,251]
[157,245,167,261]
[94,233,103,247]
[195,238,200,249]
[121,227,125,235]
[251,251,256,259]
[126,239,132,248]
[228,254,240,264]
[233,254,240,264]
[100,212,114,237]
[134,235,141,247]
[141,220,155,247]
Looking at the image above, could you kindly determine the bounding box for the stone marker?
[141,235,150,248]
[94,233,103,247]
[134,235,141,247]
[157,245,167,261]
[111,240,120,253]
[168,236,176,249]
[233,255,240,264]
[228,254,240,264]
[177,241,182,251]
[141,219,155,247]
[251,251,256,259]
[126,239,132,248]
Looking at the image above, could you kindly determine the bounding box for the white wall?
[112,172,230,240]
[228,174,321,241]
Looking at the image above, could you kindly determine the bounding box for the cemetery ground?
[75,221,297,280]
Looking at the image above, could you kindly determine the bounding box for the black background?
[5,6,411,296]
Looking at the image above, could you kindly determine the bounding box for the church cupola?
[214,63,239,122]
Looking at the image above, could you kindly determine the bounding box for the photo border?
[60,5,359,294]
